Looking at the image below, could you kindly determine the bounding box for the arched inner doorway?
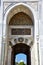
[11,44,31,65]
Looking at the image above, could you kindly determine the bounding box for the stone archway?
[4,3,38,65]
[11,43,31,65]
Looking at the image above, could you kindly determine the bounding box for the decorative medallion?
[18,37,24,42]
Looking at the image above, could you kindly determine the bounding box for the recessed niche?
[11,28,31,35]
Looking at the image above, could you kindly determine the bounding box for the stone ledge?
[3,0,39,2]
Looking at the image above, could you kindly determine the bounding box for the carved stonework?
[3,2,38,15]
[8,36,33,47]
[9,12,33,25]
[3,2,12,14]
[11,28,31,35]
[3,2,39,65]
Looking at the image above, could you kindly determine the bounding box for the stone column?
[1,0,5,65]
[39,0,43,65]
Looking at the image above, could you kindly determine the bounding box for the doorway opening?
[11,43,31,65]
[15,53,27,65]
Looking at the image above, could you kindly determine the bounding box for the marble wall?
[1,0,43,65]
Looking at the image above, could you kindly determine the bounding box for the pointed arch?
[3,3,38,65]
[4,3,37,25]
[4,3,37,41]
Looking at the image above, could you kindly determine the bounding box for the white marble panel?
[3,0,39,2]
